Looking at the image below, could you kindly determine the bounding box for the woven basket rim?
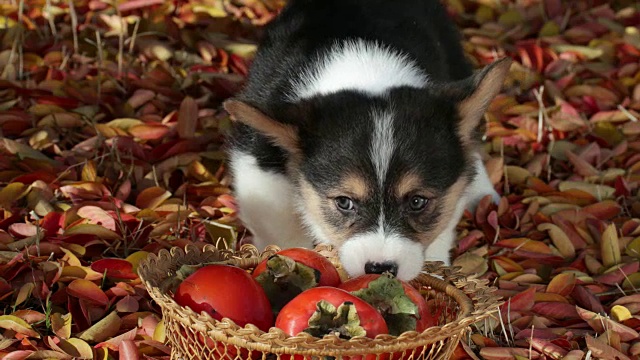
[139,243,503,353]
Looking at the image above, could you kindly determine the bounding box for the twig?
[44,0,57,38]
[17,0,24,79]
[68,0,79,54]
[95,30,103,105]
[618,104,638,122]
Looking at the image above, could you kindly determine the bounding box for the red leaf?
[532,302,580,320]
[594,262,640,285]
[544,0,563,19]
[40,212,62,238]
[571,285,605,314]
[118,339,140,359]
[503,287,536,312]
[90,259,138,280]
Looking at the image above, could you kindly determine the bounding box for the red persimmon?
[253,248,341,314]
[174,264,273,332]
[253,247,341,286]
[275,287,388,339]
[339,273,438,335]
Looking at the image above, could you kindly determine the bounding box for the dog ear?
[456,57,511,145]
[224,100,301,155]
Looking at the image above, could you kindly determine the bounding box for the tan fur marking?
[224,100,300,155]
[299,178,358,247]
[334,173,371,200]
[414,176,469,247]
[457,58,512,146]
[395,172,422,199]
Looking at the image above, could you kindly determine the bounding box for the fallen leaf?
[77,311,122,343]
[66,279,109,306]
[0,315,40,338]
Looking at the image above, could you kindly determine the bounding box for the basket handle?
[414,273,475,318]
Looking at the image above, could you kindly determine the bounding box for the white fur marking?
[466,152,501,209]
[371,110,395,186]
[339,230,424,281]
[289,39,428,100]
[230,152,312,251]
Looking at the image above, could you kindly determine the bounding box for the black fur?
[227,0,482,245]
[228,0,474,174]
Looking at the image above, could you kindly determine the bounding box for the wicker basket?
[139,244,502,360]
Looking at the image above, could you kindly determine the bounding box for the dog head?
[226,58,510,280]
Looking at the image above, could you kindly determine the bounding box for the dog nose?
[364,261,398,277]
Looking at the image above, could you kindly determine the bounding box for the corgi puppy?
[224,0,510,281]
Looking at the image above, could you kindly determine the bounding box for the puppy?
[224,0,510,281]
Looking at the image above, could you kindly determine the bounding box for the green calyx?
[350,273,418,336]
[304,300,367,339]
[255,254,320,315]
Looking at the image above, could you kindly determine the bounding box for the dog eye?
[409,195,428,212]
[335,196,355,212]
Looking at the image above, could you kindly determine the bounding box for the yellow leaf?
[0,315,40,338]
[539,21,560,37]
[452,252,488,276]
[0,182,28,207]
[64,224,121,240]
[557,181,615,200]
[498,9,523,26]
[14,282,35,307]
[105,118,144,130]
[538,223,576,258]
[611,305,632,322]
[125,251,149,273]
[0,17,16,29]
[51,313,72,339]
[153,319,166,342]
[622,273,640,290]
[63,338,94,359]
[78,311,122,343]
[60,266,104,281]
[81,160,97,182]
[505,166,530,185]
[191,4,227,17]
[601,223,621,268]
[95,124,127,138]
[626,237,640,258]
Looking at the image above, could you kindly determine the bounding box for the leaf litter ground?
[1,0,640,359]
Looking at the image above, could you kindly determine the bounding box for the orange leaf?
[178,96,198,139]
[494,238,554,254]
[128,123,171,140]
[534,292,568,303]
[546,272,576,296]
[66,279,109,306]
[136,186,172,209]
